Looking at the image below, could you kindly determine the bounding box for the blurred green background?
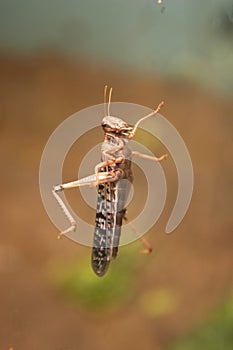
[0,1,232,349]
[1,0,233,95]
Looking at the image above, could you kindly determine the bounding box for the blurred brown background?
[0,1,233,350]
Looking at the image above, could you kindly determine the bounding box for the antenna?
[104,85,108,116]
[108,87,113,115]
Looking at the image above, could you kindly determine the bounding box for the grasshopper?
[53,86,168,276]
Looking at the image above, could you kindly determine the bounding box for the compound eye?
[102,123,112,131]
[101,120,108,127]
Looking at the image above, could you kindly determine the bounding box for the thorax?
[101,133,132,161]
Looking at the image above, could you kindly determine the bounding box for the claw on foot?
[140,247,153,254]
[158,153,168,161]
[56,222,77,240]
